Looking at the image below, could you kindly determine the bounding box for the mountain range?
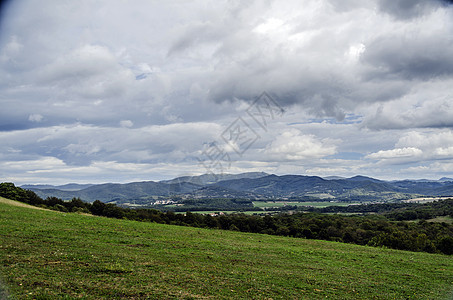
[22,172,453,205]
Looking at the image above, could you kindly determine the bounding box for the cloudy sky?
[1,0,453,185]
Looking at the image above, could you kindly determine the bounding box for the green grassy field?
[1,197,452,299]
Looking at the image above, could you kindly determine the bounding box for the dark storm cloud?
[362,34,453,80]
[0,0,12,24]
[377,0,444,20]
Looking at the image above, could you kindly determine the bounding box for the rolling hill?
[22,173,453,205]
[1,196,452,299]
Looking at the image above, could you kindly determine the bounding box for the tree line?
[155,198,260,212]
[308,200,453,221]
[1,182,452,255]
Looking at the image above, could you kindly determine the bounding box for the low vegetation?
[1,197,453,299]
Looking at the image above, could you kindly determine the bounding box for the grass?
[427,216,453,224]
[253,201,358,208]
[1,196,453,299]
[406,216,453,225]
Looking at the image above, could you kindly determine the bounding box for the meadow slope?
[0,196,452,299]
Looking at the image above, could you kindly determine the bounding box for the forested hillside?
[23,173,453,204]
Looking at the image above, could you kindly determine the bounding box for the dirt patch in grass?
[0,276,11,300]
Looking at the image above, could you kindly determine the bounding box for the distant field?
[175,210,271,215]
[427,216,453,224]
[253,201,358,208]
[1,197,453,299]
[403,197,453,203]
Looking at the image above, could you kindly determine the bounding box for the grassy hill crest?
[0,196,452,299]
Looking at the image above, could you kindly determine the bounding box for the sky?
[1,0,453,185]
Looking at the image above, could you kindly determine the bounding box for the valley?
[22,173,453,212]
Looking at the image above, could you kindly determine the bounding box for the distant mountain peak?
[160,172,270,185]
[323,176,346,180]
[22,173,453,204]
[348,175,382,182]
[439,177,453,182]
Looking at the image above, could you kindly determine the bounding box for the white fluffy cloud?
[264,129,337,161]
[366,130,453,170]
[28,114,43,122]
[366,147,423,160]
